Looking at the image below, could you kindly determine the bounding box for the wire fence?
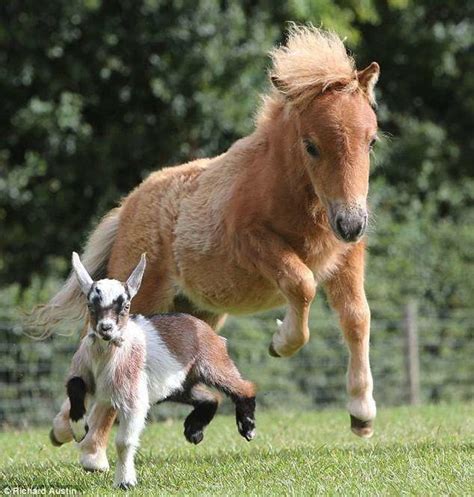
[0,304,472,428]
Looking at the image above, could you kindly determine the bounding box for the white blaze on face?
[88,279,129,338]
[89,279,127,306]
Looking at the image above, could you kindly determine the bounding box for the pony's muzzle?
[330,205,368,243]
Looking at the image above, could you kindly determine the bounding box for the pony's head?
[269,25,380,242]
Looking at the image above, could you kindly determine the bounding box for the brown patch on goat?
[149,313,256,398]
[113,342,145,408]
[148,314,200,365]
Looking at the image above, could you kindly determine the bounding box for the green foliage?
[0,1,472,422]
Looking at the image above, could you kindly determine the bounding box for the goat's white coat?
[137,315,189,403]
[70,315,189,488]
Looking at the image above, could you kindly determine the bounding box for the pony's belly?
[177,256,285,314]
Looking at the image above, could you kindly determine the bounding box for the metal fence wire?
[0,304,472,428]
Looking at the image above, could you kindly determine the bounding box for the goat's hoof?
[116,481,137,490]
[350,415,374,439]
[185,427,204,445]
[237,419,256,441]
[80,452,110,472]
[49,429,63,447]
[268,342,281,357]
[70,419,88,443]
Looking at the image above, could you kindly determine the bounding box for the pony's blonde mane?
[264,25,358,113]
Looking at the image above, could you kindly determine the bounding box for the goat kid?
[53,252,256,489]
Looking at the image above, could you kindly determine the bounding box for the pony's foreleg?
[324,243,376,438]
[239,228,316,357]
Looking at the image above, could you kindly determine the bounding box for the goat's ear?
[126,253,147,299]
[358,62,380,105]
[72,252,93,295]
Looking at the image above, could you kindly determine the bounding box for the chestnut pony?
[34,26,380,471]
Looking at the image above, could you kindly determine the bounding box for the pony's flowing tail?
[27,207,122,338]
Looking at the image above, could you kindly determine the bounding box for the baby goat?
[56,252,256,489]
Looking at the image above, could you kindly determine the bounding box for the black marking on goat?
[183,399,219,444]
[235,396,256,441]
[67,376,87,421]
[86,283,97,301]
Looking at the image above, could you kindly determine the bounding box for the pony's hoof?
[350,415,374,438]
[49,429,63,447]
[268,342,281,357]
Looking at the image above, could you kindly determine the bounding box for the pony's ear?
[126,253,147,299]
[270,74,287,94]
[72,252,93,295]
[358,62,380,105]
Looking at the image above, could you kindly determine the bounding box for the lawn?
[0,403,472,496]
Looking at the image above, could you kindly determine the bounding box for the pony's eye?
[369,137,377,150]
[303,139,320,158]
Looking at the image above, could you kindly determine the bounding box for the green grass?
[0,404,472,496]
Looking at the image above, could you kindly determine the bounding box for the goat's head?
[72,252,147,345]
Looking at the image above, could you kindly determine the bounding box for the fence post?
[404,300,420,405]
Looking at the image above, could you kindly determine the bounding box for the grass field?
[0,403,472,496]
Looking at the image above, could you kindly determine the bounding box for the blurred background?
[0,0,472,427]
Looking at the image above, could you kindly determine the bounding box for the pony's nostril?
[336,216,345,236]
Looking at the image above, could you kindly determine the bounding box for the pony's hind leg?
[169,384,221,444]
[172,294,228,331]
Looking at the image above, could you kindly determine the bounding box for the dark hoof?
[237,420,256,441]
[184,427,204,445]
[350,415,374,438]
[118,482,136,490]
[242,429,256,441]
[268,343,281,357]
[49,429,63,447]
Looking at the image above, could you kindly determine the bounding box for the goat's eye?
[303,139,320,158]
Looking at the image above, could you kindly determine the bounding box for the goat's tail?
[26,207,122,339]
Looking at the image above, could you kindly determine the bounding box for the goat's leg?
[170,384,221,445]
[50,324,90,447]
[78,403,116,472]
[66,376,89,442]
[200,347,256,441]
[113,406,147,489]
[238,227,316,357]
[323,243,376,438]
[50,398,74,446]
